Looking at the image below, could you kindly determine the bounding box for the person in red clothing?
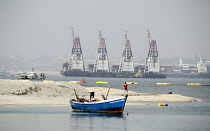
[124,82,128,92]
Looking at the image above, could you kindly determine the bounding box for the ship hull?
[60,70,167,78]
[141,73,166,78]
[115,73,137,78]
[90,72,116,77]
[166,73,210,78]
[61,70,90,77]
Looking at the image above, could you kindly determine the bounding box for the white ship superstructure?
[197,57,208,73]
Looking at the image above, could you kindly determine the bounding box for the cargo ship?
[162,58,210,79]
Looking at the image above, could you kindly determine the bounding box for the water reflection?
[71,112,125,118]
[69,112,127,130]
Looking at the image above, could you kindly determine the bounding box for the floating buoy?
[187,83,202,86]
[156,83,171,85]
[158,103,164,106]
[96,81,110,84]
[81,78,86,83]
[158,103,168,106]
[126,82,138,84]
[69,81,81,83]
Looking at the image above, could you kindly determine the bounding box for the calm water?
[0,75,210,131]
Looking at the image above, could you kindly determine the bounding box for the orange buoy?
[81,78,86,83]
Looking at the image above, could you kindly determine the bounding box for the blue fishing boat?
[69,81,128,114]
[69,95,128,114]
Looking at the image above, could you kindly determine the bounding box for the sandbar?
[0,79,198,107]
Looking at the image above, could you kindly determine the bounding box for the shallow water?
[0,76,210,130]
[0,102,210,131]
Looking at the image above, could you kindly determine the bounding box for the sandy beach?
[0,79,197,107]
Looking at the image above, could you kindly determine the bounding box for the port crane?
[118,31,134,73]
[68,28,85,71]
[93,31,110,72]
[144,29,160,74]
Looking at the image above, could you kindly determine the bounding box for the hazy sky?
[1,0,210,60]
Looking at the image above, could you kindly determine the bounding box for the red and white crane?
[93,31,110,72]
[118,31,134,73]
[69,28,85,71]
[144,29,160,73]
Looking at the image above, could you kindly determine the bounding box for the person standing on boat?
[124,82,128,92]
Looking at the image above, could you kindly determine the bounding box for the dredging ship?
[60,30,151,78]
[62,28,90,77]
[60,29,209,79]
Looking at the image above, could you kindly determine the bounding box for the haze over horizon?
[1,0,210,61]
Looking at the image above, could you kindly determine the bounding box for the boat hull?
[27,75,37,79]
[165,73,210,78]
[61,70,166,78]
[61,70,90,77]
[141,73,166,78]
[115,73,136,78]
[69,96,127,114]
[17,75,27,79]
[90,72,115,77]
